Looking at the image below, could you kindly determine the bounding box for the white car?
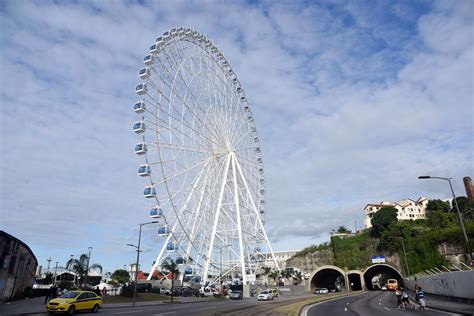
[258,289,273,301]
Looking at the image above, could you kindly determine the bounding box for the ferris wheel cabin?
[133,121,146,133]
[157,226,169,237]
[133,101,145,113]
[176,256,184,265]
[166,242,176,252]
[184,267,193,275]
[143,54,153,66]
[135,83,147,95]
[138,68,150,80]
[134,143,147,155]
[137,164,151,176]
[149,207,163,218]
[143,186,156,198]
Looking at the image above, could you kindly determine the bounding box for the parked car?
[229,290,243,300]
[46,290,102,314]
[381,285,387,291]
[258,289,273,301]
[182,287,200,297]
[314,288,329,294]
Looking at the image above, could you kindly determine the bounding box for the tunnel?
[310,266,346,292]
[363,264,403,291]
[347,272,362,291]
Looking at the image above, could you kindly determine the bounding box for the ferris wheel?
[132,27,279,287]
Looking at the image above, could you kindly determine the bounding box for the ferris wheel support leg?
[233,155,280,272]
[147,233,173,281]
[202,154,231,285]
[231,153,247,284]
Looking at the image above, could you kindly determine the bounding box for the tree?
[427,211,458,229]
[269,270,280,286]
[161,258,179,303]
[427,199,450,212]
[293,271,303,285]
[262,267,272,286]
[110,269,130,286]
[336,226,351,234]
[370,207,398,237]
[452,196,474,220]
[66,254,102,288]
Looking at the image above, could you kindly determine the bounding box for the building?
[364,197,428,228]
[0,231,38,301]
[262,250,299,270]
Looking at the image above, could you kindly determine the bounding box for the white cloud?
[1,0,472,272]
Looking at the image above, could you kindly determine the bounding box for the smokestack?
[463,177,474,201]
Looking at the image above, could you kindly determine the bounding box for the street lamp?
[69,255,74,284]
[84,247,93,288]
[127,221,159,306]
[399,237,410,276]
[418,176,469,245]
[217,244,231,296]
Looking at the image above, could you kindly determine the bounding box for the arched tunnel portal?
[310,265,346,292]
[363,264,403,291]
[347,270,363,291]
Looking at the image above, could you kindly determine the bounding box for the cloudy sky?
[1,0,473,274]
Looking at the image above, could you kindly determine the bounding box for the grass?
[103,293,172,304]
[272,292,363,316]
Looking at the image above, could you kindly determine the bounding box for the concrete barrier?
[405,271,474,300]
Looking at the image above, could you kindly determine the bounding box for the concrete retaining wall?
[405,271,474,299]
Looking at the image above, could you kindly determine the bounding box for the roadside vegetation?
[290,197,473,274]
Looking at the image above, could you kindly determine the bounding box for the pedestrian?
[101,286,107,297]
[395,286,403,309]
[44,285,52,304]
[416,286,426,311]
[401,287,414,309]
[51,285,59,299]
[94,286,101,296]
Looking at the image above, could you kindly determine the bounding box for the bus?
[387,279,398,291]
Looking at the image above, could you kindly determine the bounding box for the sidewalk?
[423,296,474,316]
[0,295,218,315]
[408,294,474,316]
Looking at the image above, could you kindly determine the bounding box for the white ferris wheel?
[132,27,279,287]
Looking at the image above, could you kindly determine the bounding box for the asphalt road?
[304,291,462,316]
[28,294,312,316]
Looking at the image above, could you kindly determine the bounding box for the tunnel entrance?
[347,273,362,291]
[311,268,345,292]
[363,264,403,291]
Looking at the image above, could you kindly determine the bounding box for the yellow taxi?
[46,290,102,314]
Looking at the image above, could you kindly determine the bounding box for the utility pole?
[53,262,58,285]
[46,257,52,273]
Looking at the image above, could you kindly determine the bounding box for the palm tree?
[269,270,280,287]
[294,271,303,285]
[161,258,179,303]
[66,254,102,288]
[263,267,272,287]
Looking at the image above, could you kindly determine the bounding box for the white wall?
[405,271,474,300]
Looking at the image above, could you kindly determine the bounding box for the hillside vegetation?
[291,198,474,275]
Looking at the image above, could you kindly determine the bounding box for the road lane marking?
[344,307,348,311]
[114,311,144,315]
[154,312,176,316]
[199,306,217,310]
[384,307,391,311]
[169,306,188,310]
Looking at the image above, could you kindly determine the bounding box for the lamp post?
[399,237,410,276]
[217,244,231,296]
[127,221,159,306]
[69,255,74,285]
[418,176,469,245]
[84,247,93,288]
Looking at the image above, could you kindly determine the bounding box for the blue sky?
[1,0,473,274]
